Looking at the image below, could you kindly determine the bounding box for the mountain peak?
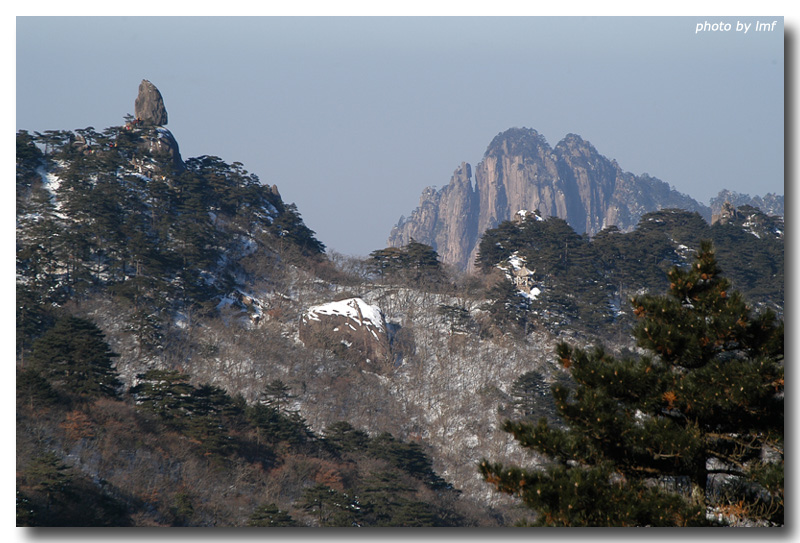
[558,132,592,149]
[389,128,710,271]
[484,127,551,159]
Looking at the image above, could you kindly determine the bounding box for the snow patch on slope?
[304,298,386,333]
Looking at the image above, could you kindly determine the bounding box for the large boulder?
[299,298,392,370]
[134,79,169,125]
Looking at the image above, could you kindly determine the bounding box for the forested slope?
[16,119,783,527]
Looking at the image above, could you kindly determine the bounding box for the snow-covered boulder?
[299,298,392,370]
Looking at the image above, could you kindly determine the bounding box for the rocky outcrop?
[389,128,711,272]
[711,203,784,240]
[148,127,184,172]
[134,79,169,125]
[392,163,478,268]
[130,80,183,172]
[299,298,392,371]
[710,190,784,219]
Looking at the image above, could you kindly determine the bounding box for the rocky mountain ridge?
[710,189,784,219]
[388,128,779,272]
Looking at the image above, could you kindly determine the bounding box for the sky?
[15,15,785,257]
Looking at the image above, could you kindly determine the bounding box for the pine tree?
[23,452,73,514]
[403,239,445,284]
[247,401,313,449]
[182,384,237,460]
[269,202,326,257]
[509,370,552,421]
[259,379,294,412]
[324,421,370,453]
[16,185,66,304]
[17,368,59,409]
[368,240,444,286]
[29,316,121,399]
[480,241,783,526]
[16,286,56,364]
[247,503,298,527]
[299,484,362,526]
[475,220,524,271]
[484,277,532,335]
[367,433,450,490]
[129,369,195,427]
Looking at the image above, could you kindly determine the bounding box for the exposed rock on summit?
[130,79,183,172]
[389,128,711,272]
[134,79,169,125]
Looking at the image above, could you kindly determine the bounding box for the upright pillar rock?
[134,79,169,125]
[131,79,183,172]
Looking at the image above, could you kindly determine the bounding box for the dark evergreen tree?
[484,277,532,335]
[480,242,783,526]
[403,239,445,283]
[368,246,408,275]
[169,168,221,307]
[184,384,238,459]
[259,379,294,412]
[269,202,326,257]
[388,499,442,527]
[368,239,444,286]
[324,421,370,453]
[21,452,73,517]
[16,130,44,197]
[299,484,362,527]
[475,220,524,271]
[477,215,615,331]
[355,471,458,527]
[50,154,98,292]
[16,286,56,363]
[247,503,298,527]
[17,368,60,409]
[29,316,121,399]
[367,432,450,490]
[130,369,195,427]
[16,185,66,304]
[247,402,313,449]
[509,370,550,420]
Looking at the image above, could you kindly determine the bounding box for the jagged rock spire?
[134,79,168,125]
[389,128,711,272]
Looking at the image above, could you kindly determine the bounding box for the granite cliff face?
[388,128,710,271]
[392,162,479,269]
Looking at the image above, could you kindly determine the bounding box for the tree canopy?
[480,241,783,526]
[29,316,121,399]
[475,208,783,334]
[368,240,445,286]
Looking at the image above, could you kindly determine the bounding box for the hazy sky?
[16,16,784,257]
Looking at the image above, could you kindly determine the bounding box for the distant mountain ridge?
[710,189,783,219]
[388,128,781,272]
